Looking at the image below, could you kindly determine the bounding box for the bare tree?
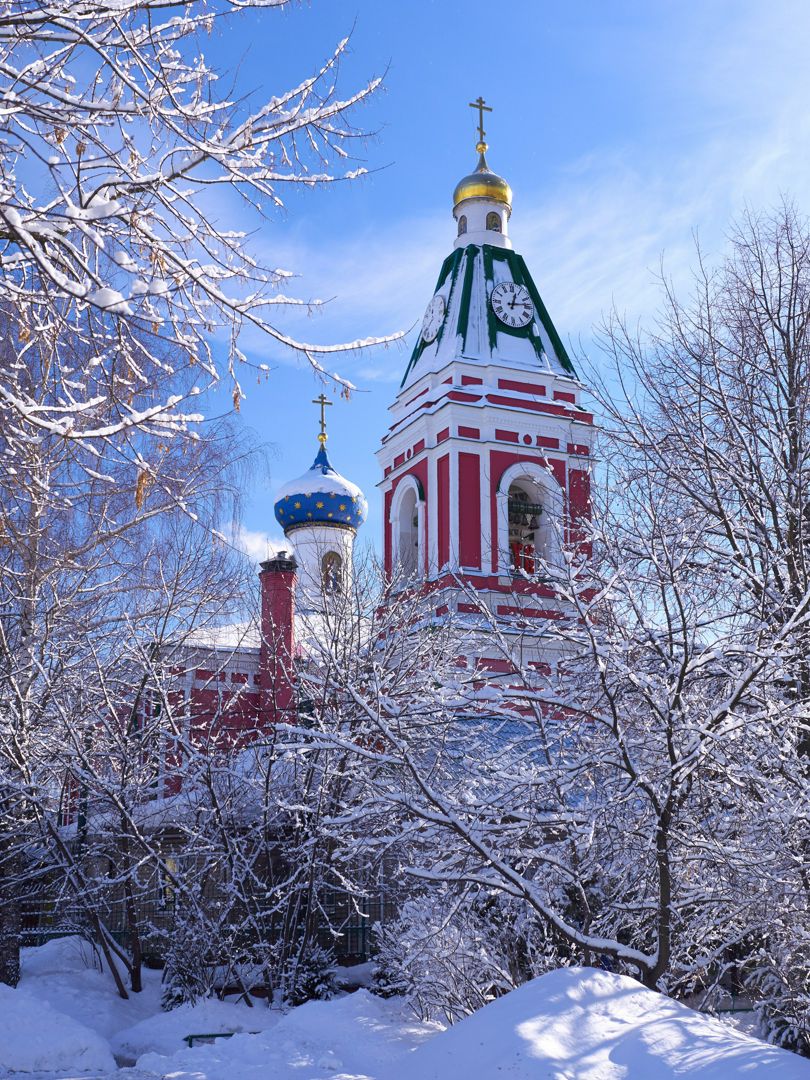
[590,201,810,1048]
[289,207,810,1052]
[0,1,393,453]
[0,0,389,989]
[596,202,810,698]
[0,494,256,993]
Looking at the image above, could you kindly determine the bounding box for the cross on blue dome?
[274,444,368,533]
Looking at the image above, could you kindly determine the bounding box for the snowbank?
[385,967,810,1080]
[11,939,438,1080]
[20,933,93,977]
[0,981,117,1075]
[9,946,807,1080]
[133,989,441,1080]
[20,934,162,1042]
[112,996,280,1060]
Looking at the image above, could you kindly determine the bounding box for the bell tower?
[376,100,594,666]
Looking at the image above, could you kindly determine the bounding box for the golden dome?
[453,146,512,210]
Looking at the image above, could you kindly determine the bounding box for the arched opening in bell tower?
[397,487,419,579]
[508,484,542,573]
[497,463,564,576]
[391,477,423,582]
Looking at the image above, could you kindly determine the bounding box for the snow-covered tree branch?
[280,206,810,1051]
[0,0,393,455]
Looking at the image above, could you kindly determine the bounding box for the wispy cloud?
[232,0,810,395]
[232,523,287,564]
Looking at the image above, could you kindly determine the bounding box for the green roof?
[402,244,576,387]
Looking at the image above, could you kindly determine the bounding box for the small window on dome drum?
[486,211,501,232]
[457,215,467,236]
[321,551,343,595]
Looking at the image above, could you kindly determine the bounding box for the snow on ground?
[385,966,810,1080]
[111,996,281,1060]
[131,990,441,1080]
[20,937,162,1042]
[3,944,809,1080]
[0,981,117,1076]
[1,937,440,1079]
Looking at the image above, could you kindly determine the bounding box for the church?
[178,98,594,736]
[47,102,598,970]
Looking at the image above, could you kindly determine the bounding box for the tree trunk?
[0,802,21,987]
[0,869,21,987]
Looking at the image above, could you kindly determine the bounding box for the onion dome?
[274,444,367,534]
[453,147,512,210]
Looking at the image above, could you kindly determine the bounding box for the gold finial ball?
[318,433,327,444]
[476,140,488,155]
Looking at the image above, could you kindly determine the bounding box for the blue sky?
[213,0,810,561]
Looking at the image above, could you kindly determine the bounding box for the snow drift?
[0,981,117,1075]
[385,967,810,1080]
[131,989,440,1080]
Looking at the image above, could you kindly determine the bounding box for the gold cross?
[468,95,492,147]
[312,393,332,444]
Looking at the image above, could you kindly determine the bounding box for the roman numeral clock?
[490,281,534,328]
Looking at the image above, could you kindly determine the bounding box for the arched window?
[486,211,501,232]
[497,463,564,575]
[457,214,467,236]
[508,484,542,573]
[321,551,343,595]
[396,486,420,578]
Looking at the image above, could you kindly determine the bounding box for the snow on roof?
[402,243,576,389]
[182,608,369,661]
[274,444,367,532]
[184,621,261,651]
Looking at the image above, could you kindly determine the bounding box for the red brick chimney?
[259,551,297,725]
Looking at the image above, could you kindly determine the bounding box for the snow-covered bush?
[279,942,338,1008]
[161,916,218,1011]
[748,933,810,1056]
[373,887,562,1024]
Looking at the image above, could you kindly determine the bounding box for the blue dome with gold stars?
[274,445,367,533]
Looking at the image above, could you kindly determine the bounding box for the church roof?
[401,243,577,388]
[273,444,367,534]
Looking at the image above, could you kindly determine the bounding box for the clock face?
[491,281,534,328]
[421,293,446,343]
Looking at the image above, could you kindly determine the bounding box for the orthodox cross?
[312,393,332,444]
[468,95,492,149]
